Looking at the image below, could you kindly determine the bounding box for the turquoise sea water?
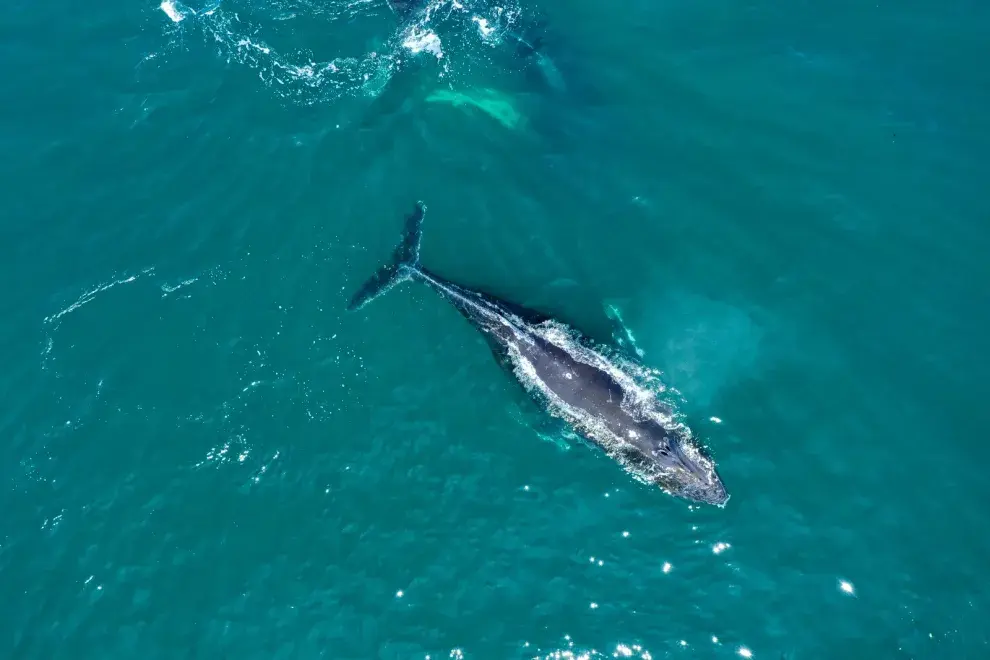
[3,0,990,657]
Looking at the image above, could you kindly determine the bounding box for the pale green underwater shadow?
[425,87,526,131]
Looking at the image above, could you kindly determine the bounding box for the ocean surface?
[2,0,989,657]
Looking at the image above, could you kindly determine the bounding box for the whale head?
[628,422,728,507]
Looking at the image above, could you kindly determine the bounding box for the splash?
[471,15,494,38]
[402,27,444,59]
[156,1,402,106]
[160,0,187,23]
[155,0,529,107]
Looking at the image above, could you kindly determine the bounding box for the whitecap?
[160,0,187,23]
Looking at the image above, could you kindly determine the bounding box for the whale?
[358,0,566,128]
[386,0,565,92]
[347,203,729,507]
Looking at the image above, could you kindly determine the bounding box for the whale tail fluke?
[347,201,426,311]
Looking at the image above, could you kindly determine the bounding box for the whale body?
[348,203,728,506]
[387,0,565,92]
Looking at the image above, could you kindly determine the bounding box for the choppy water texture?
[3,0,990,657]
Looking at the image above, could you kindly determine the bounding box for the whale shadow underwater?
[347,202,729,507]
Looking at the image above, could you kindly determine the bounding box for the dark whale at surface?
[347,202,729,507]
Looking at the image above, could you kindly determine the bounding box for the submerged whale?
[348,203,728,506]
[387,0,565,92]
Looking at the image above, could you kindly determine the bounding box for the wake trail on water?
[157,0,529,107]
